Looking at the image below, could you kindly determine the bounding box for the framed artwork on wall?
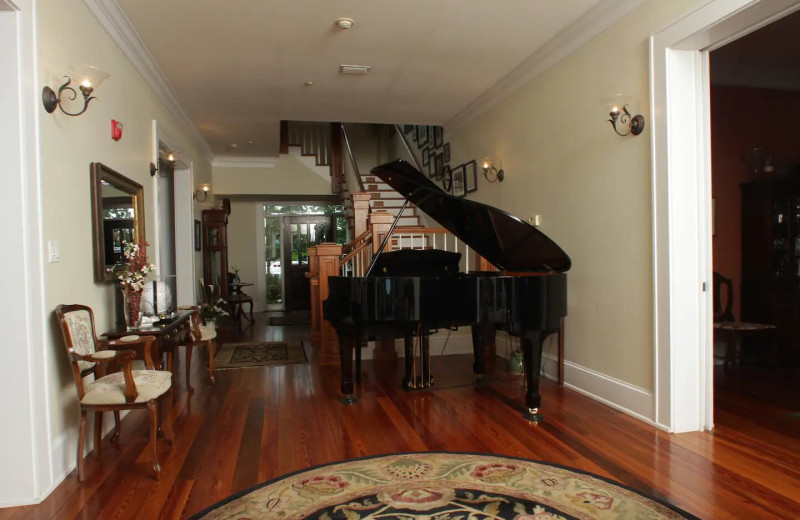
[428,156,435,177]
[465,160,478,193]
[443,143,450,163]
[443,165,456,193]
[194,219,202,251]
[434,126,444,148]
[404,124,413,134]
[422,149,430,166]
[416,125,429,147]
[434,152,444,180]
[452,166,466,197]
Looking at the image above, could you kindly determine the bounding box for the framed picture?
[194,219,202,251]
[416,125,429,147]
[443,143,451,163]
[427,156,435,177]
[465,160,478,193]
[434,126,444,148]
[452,166,466,197]
[442,165,454,193]
[434,152,444,180]
[422,148,430,166]
[404,124,413,134]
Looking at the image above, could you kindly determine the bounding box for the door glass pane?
[265,216,282,306]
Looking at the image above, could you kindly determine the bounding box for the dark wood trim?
[279,120,289,154]
[330,122,343,194]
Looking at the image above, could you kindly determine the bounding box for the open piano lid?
[371,160,571,273]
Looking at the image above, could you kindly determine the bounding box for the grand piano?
[323,159,571,421]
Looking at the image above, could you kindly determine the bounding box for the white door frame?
[0,0,51,505]
[651,0,800,432]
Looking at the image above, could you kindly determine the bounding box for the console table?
[102,311,192,372]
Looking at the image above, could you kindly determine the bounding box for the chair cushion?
[63,309,97,372]
[81,370,172,406]
[194,324,217,341]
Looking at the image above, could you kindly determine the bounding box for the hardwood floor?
[4,313,800,519]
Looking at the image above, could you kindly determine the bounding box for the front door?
[283,215,333,311]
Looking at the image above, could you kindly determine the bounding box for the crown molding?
[447,0,648,130]
[82,0,214,162]
[211,156,279,168]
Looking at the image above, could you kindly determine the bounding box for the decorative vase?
[509,351,524,375]
[122,290,143,330]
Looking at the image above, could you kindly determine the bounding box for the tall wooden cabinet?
[202,199,231,299]
[740,179,800,363]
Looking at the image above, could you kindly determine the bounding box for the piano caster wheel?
[523,408,542,423]
[340,395,358,404]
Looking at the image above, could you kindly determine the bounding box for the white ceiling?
[114,0,629,157]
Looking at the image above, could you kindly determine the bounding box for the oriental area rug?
[213,341,307,370]
[190,452,698,519]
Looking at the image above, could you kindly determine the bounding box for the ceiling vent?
[339,64,371,76]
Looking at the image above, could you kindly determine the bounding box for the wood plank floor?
[3,313,800,519]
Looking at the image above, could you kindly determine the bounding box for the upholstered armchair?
[178,305,217,393]
[55,304,175,481]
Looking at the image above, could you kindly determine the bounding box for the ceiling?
[113,0,620,157]
[711,8,800,90]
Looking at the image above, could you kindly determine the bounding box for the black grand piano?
[323,160,571,421]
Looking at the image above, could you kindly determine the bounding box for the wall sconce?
[194,184,211,202]
[607,104,645,136]
[150,153,176,177]
[480,157,504,183]
[42,65,109,117]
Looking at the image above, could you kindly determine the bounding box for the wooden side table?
[102,311,192,373]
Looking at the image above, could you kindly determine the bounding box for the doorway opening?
[263,204,346,311]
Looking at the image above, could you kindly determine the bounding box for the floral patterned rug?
[214,342,307,370]
[190,452,698,519]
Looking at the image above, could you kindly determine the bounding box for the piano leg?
[471,323,488,380]
[521,329,543,422]
[403,335,415,389]
[421,333,432,387]
[338,329,358,404]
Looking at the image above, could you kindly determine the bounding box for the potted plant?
[197,279,229,327]
[115,240,156,330]
[508,346,524,375]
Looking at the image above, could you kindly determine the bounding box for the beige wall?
[446,0,704,390]
[227,200,260,306]
[38,0,211,454]
[212,155,331,196]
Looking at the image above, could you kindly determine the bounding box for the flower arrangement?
[197,279,229,326]
[116,240,157,292]
[114,240,157,329]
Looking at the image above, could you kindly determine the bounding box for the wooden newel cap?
[369,213,395,224]
[315,243,342,256]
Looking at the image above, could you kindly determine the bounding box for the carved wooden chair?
[55,304,175,481]
[178,306,217,393]
[713,272,776,370]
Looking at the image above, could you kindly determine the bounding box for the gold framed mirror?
[90,163,146,282]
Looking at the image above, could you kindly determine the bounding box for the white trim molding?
[82,0,214,161]
[447,0,647,130]
[212,156,279,169]
[649,0,800,433]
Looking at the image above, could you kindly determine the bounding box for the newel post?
[369,213,395,254]
[351,193,371,238]
[307,246,321,342]
[314,243,343,365]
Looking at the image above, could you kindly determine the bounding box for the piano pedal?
[340,395,358,404]
[523,408,542,423]
[403,379,417,390]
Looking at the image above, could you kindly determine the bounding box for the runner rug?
[213,341,307,370]
[190,452,698,519]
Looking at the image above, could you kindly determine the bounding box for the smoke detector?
[335,18,354,30]
[340,64,371,76]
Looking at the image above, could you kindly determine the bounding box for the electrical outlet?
[48,240,60,263]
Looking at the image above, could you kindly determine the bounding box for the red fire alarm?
[111,119,123,141]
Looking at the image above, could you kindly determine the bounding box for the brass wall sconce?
[480,157,504,182]
[608,104,645,136]
[150,153,176,177]
[194,184,211,202]
[42,65,109,117]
